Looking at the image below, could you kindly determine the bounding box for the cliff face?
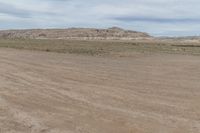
[0,27,151,40]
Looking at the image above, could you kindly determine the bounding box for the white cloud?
[0,0,200,36]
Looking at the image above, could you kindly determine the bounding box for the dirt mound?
[0,27,151,40]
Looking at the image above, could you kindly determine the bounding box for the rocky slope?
[0,27,151,40]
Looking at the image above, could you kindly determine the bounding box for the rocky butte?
[0,27,152,40]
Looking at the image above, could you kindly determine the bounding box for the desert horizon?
[1,0,200,133]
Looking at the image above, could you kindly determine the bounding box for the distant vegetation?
[0,39,200,56]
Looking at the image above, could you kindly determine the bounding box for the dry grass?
[0,39,200,56]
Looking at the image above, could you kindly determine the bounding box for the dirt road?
[0,48,200,133]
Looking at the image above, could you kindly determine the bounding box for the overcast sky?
[0,0,200,36]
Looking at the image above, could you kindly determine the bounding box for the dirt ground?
[0,48,200,133]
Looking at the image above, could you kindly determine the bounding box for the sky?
[0,0,200,36]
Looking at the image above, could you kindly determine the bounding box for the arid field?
[0,39,200,133]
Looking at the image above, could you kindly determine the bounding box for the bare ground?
[0,48,200,133]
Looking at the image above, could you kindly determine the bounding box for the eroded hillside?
[0,27,151,40]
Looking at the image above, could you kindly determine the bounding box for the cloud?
[112,16,200,23]
[0,2,31,18]
[0,0,200,36]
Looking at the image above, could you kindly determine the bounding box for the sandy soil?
[0,48,200,133]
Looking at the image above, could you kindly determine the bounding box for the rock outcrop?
[0,27,151,40]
